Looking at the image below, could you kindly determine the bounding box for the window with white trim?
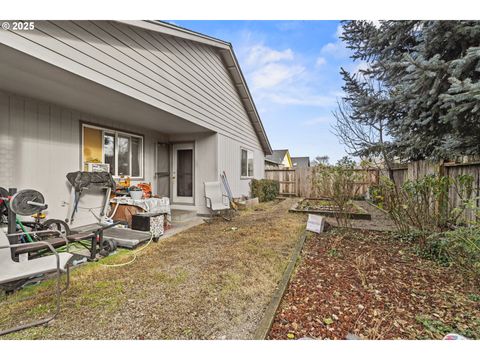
[241,148,254,178]
[82,124,144,178]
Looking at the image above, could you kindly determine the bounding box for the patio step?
[171,209,197,223]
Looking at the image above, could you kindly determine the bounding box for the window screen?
[241,149,254,177]
[82,125,144,178]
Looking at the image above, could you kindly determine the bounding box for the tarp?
[66,171,116,192]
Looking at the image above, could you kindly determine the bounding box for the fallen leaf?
[323,318,334,325]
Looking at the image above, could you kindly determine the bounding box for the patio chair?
[0,229,73,336]
[204,181,232,221]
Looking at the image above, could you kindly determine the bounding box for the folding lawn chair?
[204,181,233,221]
[0,229,73,336]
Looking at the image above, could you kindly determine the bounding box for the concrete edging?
[253,229,308,340]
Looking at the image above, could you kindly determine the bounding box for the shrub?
[379,174,477,234]
[368,184,385,208]
[310,161,362,226]
[424,226,480,286]
[250,179,279,202]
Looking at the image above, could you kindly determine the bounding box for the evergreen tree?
[337,20,480,160]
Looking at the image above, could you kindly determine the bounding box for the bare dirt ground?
[269,229,480,340]
[1,198,306,339]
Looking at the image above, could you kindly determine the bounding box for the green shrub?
[379,174,477,233]
[424,226,480,285]
[250,179,279,202]
[368,184,385,208]
[310,161,361,226]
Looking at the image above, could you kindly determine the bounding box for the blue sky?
[171,20,364,163]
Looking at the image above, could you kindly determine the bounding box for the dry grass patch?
[1,198,305,339]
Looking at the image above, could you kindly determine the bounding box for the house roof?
[116,20,272,155]
[291,157,311,167]
[265,149,290,165]
[265,158,280,165]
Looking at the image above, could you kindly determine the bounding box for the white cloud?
[251,62,305,89]
[245,45,294,67]
[320,41,351,59]
[335,24,344,38]
[315,57,327,67]
[235,34,344,111]
[319,24,351,60]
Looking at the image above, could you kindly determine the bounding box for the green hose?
[16,216,34,243]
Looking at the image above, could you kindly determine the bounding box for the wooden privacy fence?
[265,167,379,197]
[445,162,480,223]
[390,160,442,189]
[265,160,480,222]
[264,168,296,196]
[391,160,480,223]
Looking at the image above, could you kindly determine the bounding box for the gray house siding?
[0,21,262,152]
[169,131,266,214]
[0,90,167,225]
[217,134,265,199]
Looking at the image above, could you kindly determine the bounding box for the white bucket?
[130,190,143,201]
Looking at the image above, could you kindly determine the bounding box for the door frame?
[155,142,170,198]
[171,142,195,204]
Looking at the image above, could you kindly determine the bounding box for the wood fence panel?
[354,169,380,196]
[296,167,312,198]
[445,163,480,223]
[391,167,408,188]
[390,160,480,224]
[265,167,379,198]
[407,160,439,180]
[265,169,297,196]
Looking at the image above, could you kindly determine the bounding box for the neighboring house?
[265,158,281,169]
[291,157,311,168]
[265,149,292,169]
[0,21,271,223]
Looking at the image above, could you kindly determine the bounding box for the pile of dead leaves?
[269,229,480,340]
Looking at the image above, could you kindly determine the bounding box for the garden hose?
[16,216,34,243]
[100,231,154,268]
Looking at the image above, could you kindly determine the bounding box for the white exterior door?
[172,143,194,204]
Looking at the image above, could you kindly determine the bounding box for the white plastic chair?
[0,229,72,336]
[204,181,231,220]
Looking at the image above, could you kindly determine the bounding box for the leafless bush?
[310,160,362,227]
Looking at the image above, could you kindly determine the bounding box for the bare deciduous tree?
[312,155,330,166]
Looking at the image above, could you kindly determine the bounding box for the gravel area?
[324,201,397,232]
[1,198,306,339]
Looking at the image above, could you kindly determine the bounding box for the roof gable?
[266,149,292,166]
[117,20,272,155]
[291,157,311,167]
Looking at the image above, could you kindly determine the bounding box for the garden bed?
[268,229,480,340]
[289,198,371,220]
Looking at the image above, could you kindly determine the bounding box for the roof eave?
[218,47,272,155]
[117,20,231,49]
[116,20,272,155]
[265,158,281,164]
